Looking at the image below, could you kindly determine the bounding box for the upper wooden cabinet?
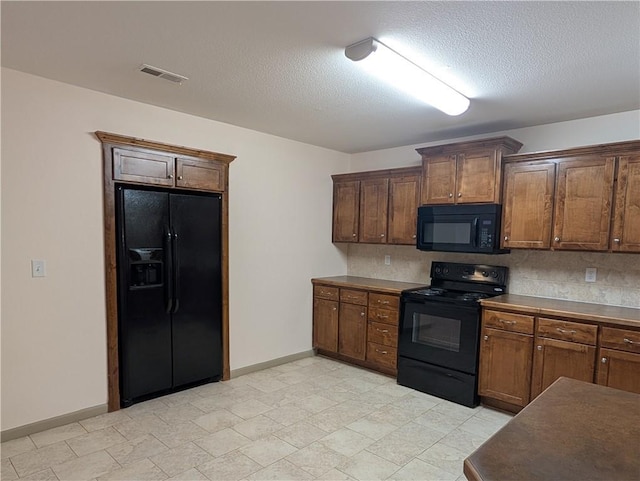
[553,156,615,251]
[98,131,234,193]
[332,180,360,242]
[359,178,389,243]
[332,167,421,245]
[417,137,523,205]
[502,140,640,252]
[611,153,640,252]
[388,174,421,244]
[502,161,556,249]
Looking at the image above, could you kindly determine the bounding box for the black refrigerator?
[116,185,223,407]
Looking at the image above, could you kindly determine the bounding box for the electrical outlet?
[585,267,597,283]
[384,255,391,265]
[31,259,46,278]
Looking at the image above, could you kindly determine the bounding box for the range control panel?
[431,261,508,286]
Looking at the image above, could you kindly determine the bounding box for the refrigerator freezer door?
[170,193,223,387]
[118,188,173,404]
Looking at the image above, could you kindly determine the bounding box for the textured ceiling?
[2,1,639,153]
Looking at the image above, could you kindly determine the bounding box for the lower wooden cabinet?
[338,302,367,360]
[479,305,640,411]
[531,337,596,399]
[478,310,534,407]
[530,317,597,399]
[597,327,640,394]
[312,280,404,375]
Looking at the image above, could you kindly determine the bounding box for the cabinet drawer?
[366,342,397,369]
[368,307,398,325]
[368,293,399,310]
[367,321,398,347]
[313,285,339,301]
[483,310,534,334]
[600,327,640,354]
[340,289,368,305]
[537,318,597,345]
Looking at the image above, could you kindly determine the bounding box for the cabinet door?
[421,154,456,205]
[530,338,596,399]
[338,303,367,360]
[313,298,339,352]
[113,147,175,186]
[552,156,615,250]
[176,158,225,192]
[502,162,556,249]
[611,153,640,252]
[456,149,499,204]
[478,327,533,407]
[597,348,640,394]
[332,181,360,242]
[388,174,420,244]
[359,178,389,243]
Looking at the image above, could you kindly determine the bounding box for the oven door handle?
[471,218,478,247]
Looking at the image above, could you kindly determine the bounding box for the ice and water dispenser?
[129,248,163,287]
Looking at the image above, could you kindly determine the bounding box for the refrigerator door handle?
[164,227,174,314]
[172,230,180,314]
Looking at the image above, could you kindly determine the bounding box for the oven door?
[398,299,480,374]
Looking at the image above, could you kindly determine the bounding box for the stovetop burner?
[413,287,446,296]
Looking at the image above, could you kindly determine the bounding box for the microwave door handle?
[471,218,478,247]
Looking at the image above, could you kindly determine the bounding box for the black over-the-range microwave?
[416,203,508,254]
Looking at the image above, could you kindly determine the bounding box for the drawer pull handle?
[499,319,516,325]
[377,300,390,305]
[376,328,389,333]
[377,314,389,319]
[624,338,636,344]
[556,328,577,335]
[375,349,388,354]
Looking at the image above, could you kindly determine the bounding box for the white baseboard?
[1,404,108,442]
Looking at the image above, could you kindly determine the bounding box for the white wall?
[0,68,349,431]
[350,110,640,171]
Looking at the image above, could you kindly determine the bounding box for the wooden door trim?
[96,132,235,412]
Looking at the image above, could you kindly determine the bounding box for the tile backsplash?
[346,244,640,308]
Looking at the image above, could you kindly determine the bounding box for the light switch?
[585,267,597,283]
[384,255,391,265]
[31,259,46,278]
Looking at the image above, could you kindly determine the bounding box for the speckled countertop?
[311,276,427,295]
[481,294,640,329]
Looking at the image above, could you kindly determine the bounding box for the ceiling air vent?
[139,64,188,84]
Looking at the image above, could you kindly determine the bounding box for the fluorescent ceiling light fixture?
[345,37,470,116]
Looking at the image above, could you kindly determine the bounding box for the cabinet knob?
[352,233,357,237]
[333,307,337,311]
[449,193,453,198]
[458,193,462,198]
[168,174,174,179]
[412,234,417,239]
[483,335,488,341]
[360,312,365,317]
[178,175,183,180]
[537,345,542,351]
[614,238,621,243]
[554,236,561,242]
[504,236,509,241]
[380,234,385,237]
[601,357,608,364]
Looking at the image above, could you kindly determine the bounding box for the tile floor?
[1,356,513,481]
